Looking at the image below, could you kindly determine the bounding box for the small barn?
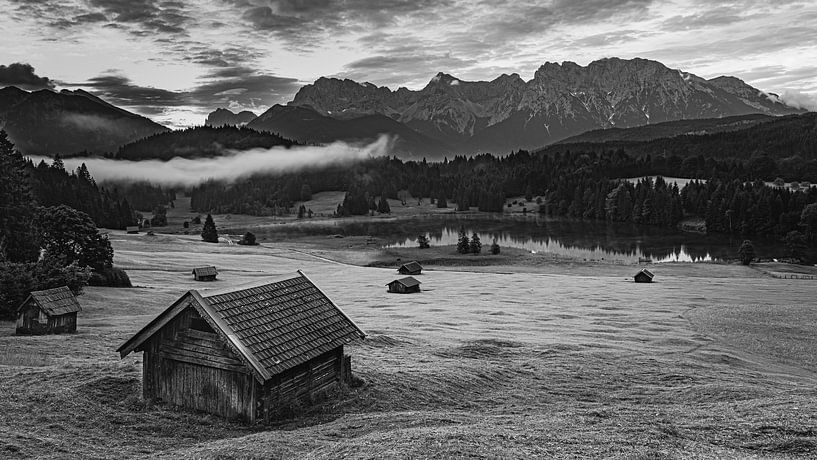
[397,261,423,275]
[126,226,139,234]
[387,277,421,294]
[117,271,366,423]
[16,286,81,335]
[634,268,655,283]
[192,266,218,281]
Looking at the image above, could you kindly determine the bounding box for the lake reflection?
[227,215,788,263]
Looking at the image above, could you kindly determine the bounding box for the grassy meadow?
[1,229,816,458]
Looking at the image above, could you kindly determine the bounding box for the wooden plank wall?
[142,305,259,422]
[261,347,342,422]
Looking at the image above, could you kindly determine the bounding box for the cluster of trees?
[186,136,817,256]
[681,179,817,245]
[1,131,125,318]
[335,187,392,217]
[27,157,138,229]
[457,229,482,254]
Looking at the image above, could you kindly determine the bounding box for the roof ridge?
[199,272,301,298]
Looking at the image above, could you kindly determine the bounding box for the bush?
[738,240,756,265]
[417,234,430,249]
[238,232,257,245]
[88,266,133,287]
[490,239,500,255]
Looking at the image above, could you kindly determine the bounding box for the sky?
[1,0,816,128]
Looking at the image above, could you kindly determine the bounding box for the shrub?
[490,239,500,255]
[417,234,430,249]
[88,266,132,287]
[238,232,257,246]
[738,240,756,265]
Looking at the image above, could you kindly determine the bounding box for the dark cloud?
[0,63,55,90]
[74,67,301,116]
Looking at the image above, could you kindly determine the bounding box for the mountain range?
[0,86,168,156]
[204,108,257,127]
[257,57,803,156]
[0,57,808,158]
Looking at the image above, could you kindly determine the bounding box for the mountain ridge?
[280,57,804,155]
[0,86,169,156]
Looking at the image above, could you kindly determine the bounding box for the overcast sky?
[1,0,815,128]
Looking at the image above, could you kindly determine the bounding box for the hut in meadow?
[117,271,366,423]
[397,261,423,275]
[192,266,218,281]
[16,286,81,335]
[387,276,421,294]
[126,226,139,234]
[634,268,654,283]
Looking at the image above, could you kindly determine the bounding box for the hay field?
[1,232,816,459]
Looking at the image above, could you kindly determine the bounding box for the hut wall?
[16,303,76,334]
[47,313,77,333]
[260,347,343,423]
[141,306,259,422]
[387,282,405,293]
[15,301,44,334]
[194,274,217,281]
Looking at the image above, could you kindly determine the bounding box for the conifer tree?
[456,227,470,254]
[738,240,755,265]
[469,232,482,254]
[201,214,219,243]
[0,131,39,262]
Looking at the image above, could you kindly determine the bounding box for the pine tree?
[469,232,482,254]
[490,238,500,255]
[201,214,219,243]
[0,131,39,262]
[456,227,470,254]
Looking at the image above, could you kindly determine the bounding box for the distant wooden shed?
[117,271,366,423]
[634,268,654,283]
[16,286,81,335]
[398,261,423,275]
[192,266,218,281]
[387,277,421,294]
[126,226,139,234]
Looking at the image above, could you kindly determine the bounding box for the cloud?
[71,68,301,119]
[777,90,817,111]
[0,63,55,90]
[26,135,394,187]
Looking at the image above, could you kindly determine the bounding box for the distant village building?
[387,277,421,294]
[192,266,218,281]
[126,226,139,234]
[16,286,82,335]
[397,261,423,275]
[117,271,366,423]
[634,269,655,283]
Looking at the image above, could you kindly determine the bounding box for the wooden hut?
[397,261,423,275]
[192,266,218,281]
[386,277,421,294]
[634,268,654,283]
[117,271,366,423]
[126,226,139,234]
[16,286,81,335]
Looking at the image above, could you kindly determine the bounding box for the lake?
[225,214,796,263]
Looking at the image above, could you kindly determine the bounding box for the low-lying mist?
[28,135,393,187]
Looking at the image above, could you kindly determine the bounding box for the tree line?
[0,131,129,319]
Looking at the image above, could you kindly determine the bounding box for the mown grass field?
[1,232,816,459]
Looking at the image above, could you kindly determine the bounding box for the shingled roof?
[20,286,81,316]
[118,271,365,382]
[388,277,421,288]
[192,266,218,277]
[398,261,423,273]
